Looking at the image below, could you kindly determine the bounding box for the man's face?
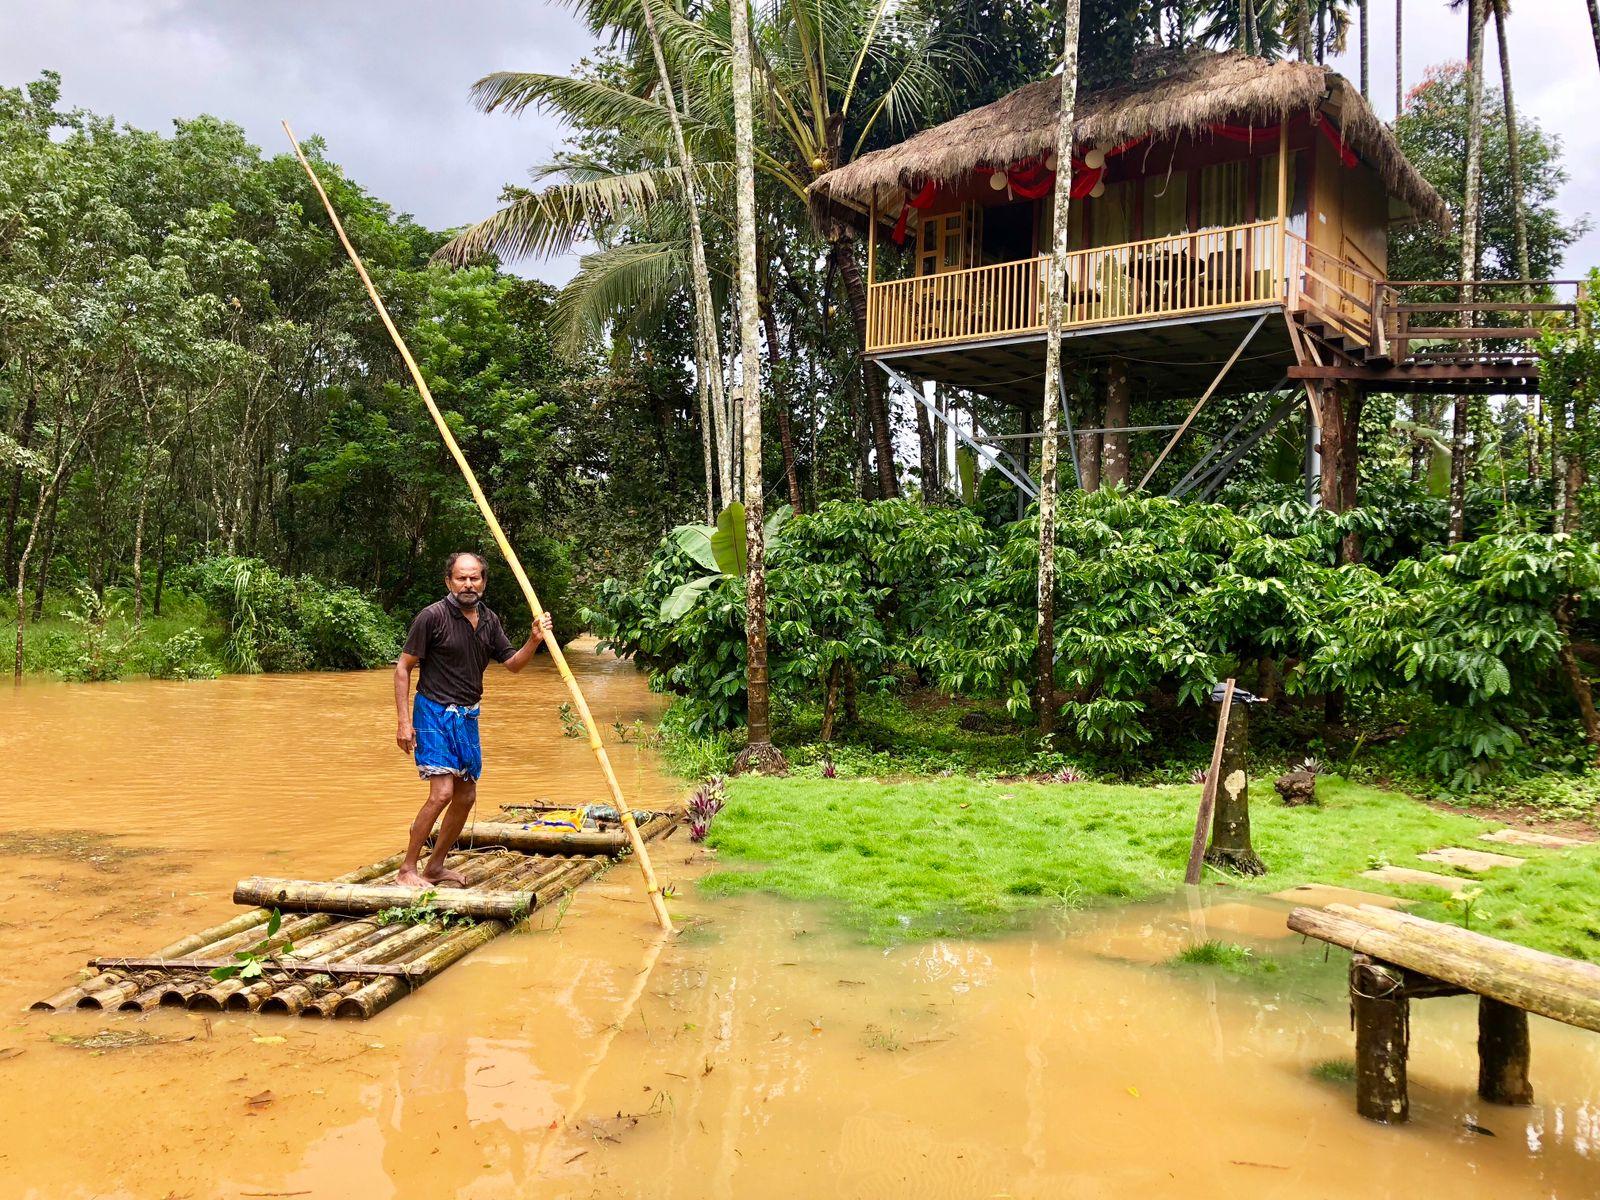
[447,557,486,608]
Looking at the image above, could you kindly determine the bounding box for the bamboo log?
[1288,905,1600,1032]
[283,123,671,933]
[334,919,506,1020]
[232,878,539,921]
[259,923,448,1016]
[451,822,636,855]
[143,852,404,961]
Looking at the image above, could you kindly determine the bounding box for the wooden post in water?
[283,123,672,933]
[1478,997,1534,1105]
[1351,954,1410,1124]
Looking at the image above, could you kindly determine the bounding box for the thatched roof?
[810,49,1449,233]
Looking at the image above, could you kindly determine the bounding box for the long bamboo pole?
[282,123,672,932]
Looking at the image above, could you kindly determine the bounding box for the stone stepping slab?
[1480,828,1593,850]
[1269,884,1411,910]
[1419,846,1527,873]
[1360,865,1469,894]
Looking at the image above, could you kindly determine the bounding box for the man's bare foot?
[423,865,469,888]
[396,866,430,888]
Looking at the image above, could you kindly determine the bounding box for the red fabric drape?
[1208,116,1358,168]
[886,117,1354,247]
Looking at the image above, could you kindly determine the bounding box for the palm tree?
[728,0,787,774]
[1448,0,1487,545]
[441,0,738,511]
[1588,0,1600,74]
[444,0,964,502]
[1491,0,1530,285]
[1036,0,1084,738]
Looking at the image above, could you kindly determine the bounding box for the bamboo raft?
[32,807,677,1021]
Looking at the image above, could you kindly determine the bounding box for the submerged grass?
[1171,940,1275,975]
[704,774,1600,957]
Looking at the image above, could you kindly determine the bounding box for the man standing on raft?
[394,552,553,888]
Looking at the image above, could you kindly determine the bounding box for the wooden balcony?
[866,219,1295,354]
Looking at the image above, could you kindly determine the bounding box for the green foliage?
[705,772,1600,958]
[376,890,476,928]
[1310,1059,1357,1084]
[145,628,221,681]
[209,909,293,982]
[182,556,401,672]
[57,587,132,682]
[1171,940,1276,975]
[604,494,1600,791]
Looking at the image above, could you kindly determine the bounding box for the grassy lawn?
[704,774,1600,960]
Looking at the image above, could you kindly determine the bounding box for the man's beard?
[455,590,480,608]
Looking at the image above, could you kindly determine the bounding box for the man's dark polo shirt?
[403,597,516,706]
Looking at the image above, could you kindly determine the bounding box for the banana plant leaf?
[956,447,977,506]
[672,523,721,573]
[660,574,718,621]
[710,502,747,576]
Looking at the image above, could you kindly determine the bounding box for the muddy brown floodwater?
[0,641,1596,1199]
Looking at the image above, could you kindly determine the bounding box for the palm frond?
[551,240,686,356]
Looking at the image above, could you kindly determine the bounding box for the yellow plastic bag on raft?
[527,808,584,832]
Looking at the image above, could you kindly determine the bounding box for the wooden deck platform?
[30,807,678,1020]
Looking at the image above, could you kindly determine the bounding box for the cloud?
[0,0,593,283]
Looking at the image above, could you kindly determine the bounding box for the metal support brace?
[1057,365,1082,491]
[1166,375,1294,499]
[878,362,1038,498]
[1194,395,1300,500]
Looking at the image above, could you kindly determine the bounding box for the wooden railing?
[866,255,1048,352]
[1286,233,1382,352]
[1380,279,1584,364]
[866,219,1290,353]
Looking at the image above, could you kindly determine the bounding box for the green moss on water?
[703,774,1600,958]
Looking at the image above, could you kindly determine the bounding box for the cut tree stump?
[1419,847,1527,873]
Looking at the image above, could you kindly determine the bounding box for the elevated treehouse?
[810,51,1579,500]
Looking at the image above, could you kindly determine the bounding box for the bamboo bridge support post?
[1478,997,1534,1105]
[283,123,672,932]
[1184,678,1235,885]
[1351,954,1410,1124]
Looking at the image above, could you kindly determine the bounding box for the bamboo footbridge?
[32,806,678,1020]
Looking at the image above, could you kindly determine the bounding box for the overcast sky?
[2,1,1597,281]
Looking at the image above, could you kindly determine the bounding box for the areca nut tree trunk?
[729,0,787,775]
[1359,0,1370,98]
[1449,0,1487,545]
[1036,0,1084,738]
[1491,1,1530,286]
[1491,0,1536,475]
[638,0,735,507]
[1395,0,1403,116]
